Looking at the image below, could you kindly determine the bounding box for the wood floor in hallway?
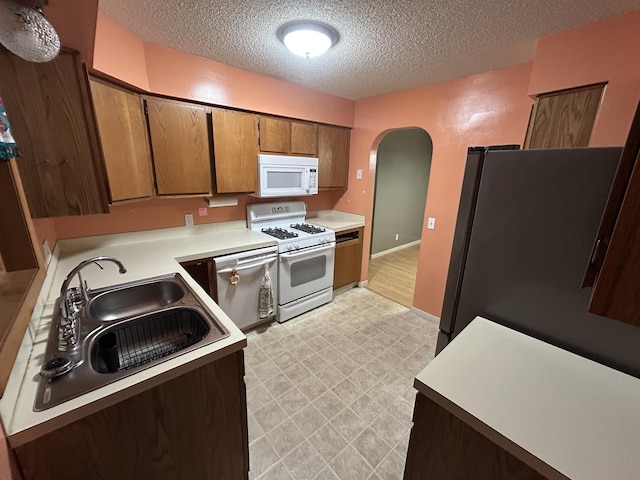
[366,244,420,307]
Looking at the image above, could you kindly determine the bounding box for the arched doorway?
[367,128,433,307]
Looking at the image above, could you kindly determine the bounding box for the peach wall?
[528,9,640,146]
[92,12,354,127]
[343,63,534,316]
[31,8,640,318]
[53,191,344,240]
[143,43,354,127]
[93,14,149,90]
[38,12,353,241]
[345,9,640,317]
[44,0,99,65]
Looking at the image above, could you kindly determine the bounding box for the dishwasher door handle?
[217,256,277,274]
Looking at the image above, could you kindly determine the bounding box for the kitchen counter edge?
[307,209,365,232]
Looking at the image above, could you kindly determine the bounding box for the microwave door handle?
[305,169,310,193]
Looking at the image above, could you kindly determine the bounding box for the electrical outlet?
[184,214,194,227]
[395,234,399,241]
[356,169,363,179]
[427,217,436,230]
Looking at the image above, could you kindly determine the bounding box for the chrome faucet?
[58,256,127,351]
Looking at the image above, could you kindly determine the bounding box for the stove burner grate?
[261,227,299,240]
[290,223,326,234]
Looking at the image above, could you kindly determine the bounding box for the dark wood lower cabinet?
[334,227,363,289]
[404,394,547,480]
[14,351,249,480]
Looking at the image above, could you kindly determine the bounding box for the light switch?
[356,169,363,179]
[427,217,436,230]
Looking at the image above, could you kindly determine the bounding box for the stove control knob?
[295,242,300,250]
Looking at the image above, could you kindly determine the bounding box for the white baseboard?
[410,307,440,325]
[370,240,421,259]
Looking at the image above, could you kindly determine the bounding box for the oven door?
[278,243,335,304]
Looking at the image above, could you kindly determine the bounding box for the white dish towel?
[258,263,274,319]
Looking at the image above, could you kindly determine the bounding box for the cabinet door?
[524,84,604,149]
[334,228,363,289]
[0,49,109,217]
[291,121,318,156]
[145,98,212,196]
[212,109,259,193]
[587,100,640,326]
[89,79,153,202]
[259,116,290,153]
[318,125,351,188]
[15,351,249,480]
[405,394,547,479]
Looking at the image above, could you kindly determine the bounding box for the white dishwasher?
[213,246,278,331]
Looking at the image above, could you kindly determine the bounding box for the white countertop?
[1,221,276,447]
[414,317,640,480]
[307,209,365,232]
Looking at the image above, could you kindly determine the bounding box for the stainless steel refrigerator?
[437,145,640,379]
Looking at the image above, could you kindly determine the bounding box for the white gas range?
[247,201,336,322]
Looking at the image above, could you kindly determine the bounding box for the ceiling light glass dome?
[279,21,338,58]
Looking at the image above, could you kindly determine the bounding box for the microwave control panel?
[309,168,318,189]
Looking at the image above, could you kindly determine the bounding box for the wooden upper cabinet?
[317,125,351,188]
[259,116,290,153]
[586,100,640,327]
[259,116,318,156]
[0,49,109,217]
[89,79,153,202]
[145,97,213,196]
[524,83,605,149]
[212,108,259,193]
[291,121,318,155]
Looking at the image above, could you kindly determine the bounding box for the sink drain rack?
[107,309,208,371]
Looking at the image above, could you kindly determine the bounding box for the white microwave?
[255,154,319,198]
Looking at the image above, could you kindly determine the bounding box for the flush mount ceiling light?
[0,0,60,63]
[278,21,338,58]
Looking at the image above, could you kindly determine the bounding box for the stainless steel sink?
[88,279,186,321]
[90,307,209,373]
[34,273,229,411]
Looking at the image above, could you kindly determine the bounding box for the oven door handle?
[279,243,336,260]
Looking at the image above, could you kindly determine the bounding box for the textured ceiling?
[98,0,640,100]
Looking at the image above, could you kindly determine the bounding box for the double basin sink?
[35,273,229,411]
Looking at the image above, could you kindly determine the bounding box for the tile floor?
[244,287,440,480]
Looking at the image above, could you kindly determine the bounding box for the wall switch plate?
[427,217,436,230]
[356,169,363,179]
[184,214,194,227]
